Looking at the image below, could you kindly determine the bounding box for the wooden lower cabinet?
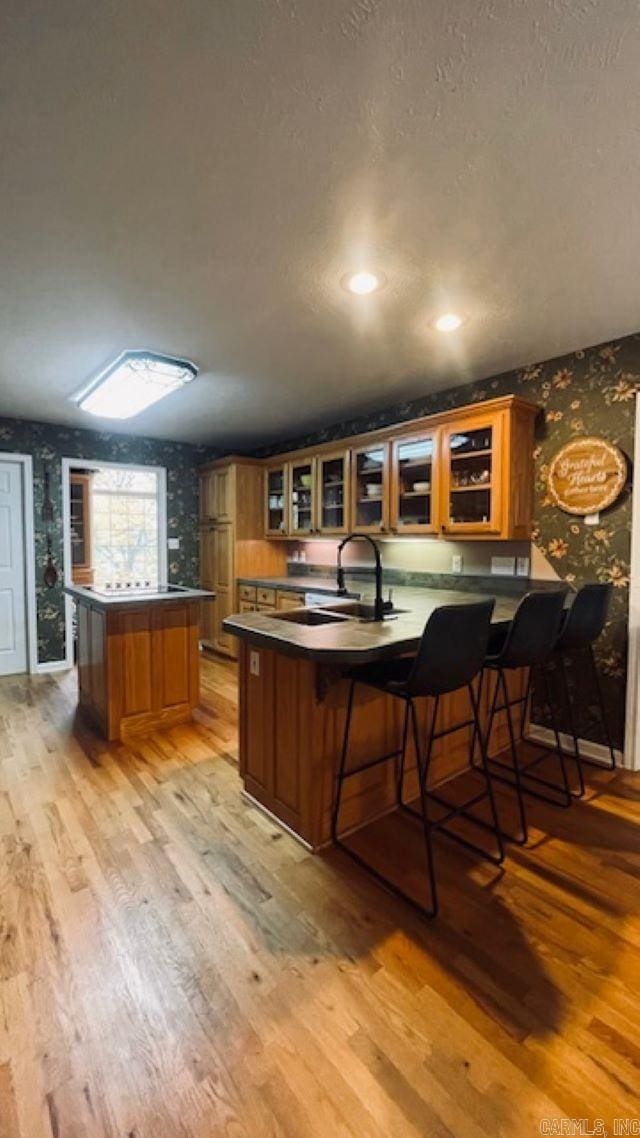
[238,641,528,851]
[201,586,236,656]
[76,598,202,743]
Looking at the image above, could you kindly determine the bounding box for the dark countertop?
[223,587,522,665]
[64,583,215,610]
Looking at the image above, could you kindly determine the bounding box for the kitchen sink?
[325,601,407,622]
[272,608,351,626]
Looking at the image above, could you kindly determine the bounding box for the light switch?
[451,554,463,574]
[168,537,180,550]
[250,650,260,676]
[516,556,530,577]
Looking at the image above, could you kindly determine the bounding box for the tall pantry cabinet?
[198,458,286,658]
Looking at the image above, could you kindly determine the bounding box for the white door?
[0,461,27,676]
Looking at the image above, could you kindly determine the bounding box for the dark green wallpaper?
[0,417,216,665]
[256,334,639,750]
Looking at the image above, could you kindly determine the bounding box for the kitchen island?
[224,589,530,850]
[65,583,215,742]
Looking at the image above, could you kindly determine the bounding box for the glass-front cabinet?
[317,450,349,534]
[265,464,288,535]
[390,432,439,534]
[351,443,390,533]
[441,414,503,534]
[288,459,315,536]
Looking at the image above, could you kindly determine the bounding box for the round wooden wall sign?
[547,436,627,515]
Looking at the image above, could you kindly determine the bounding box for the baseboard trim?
[35,660,71,675]
[527,722,625,770]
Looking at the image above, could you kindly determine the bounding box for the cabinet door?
[351,443,390,534]
[200,471,217,521]
[265,465,288,536]
[441,413,504,535]
[213,524,234,590]
[317,450,350,534]
[200,598,216,645]
[200,526,216,582]
[390,432,439,534]
[288,458,316,536]
[214,466,234,522]
[214,588,236,655]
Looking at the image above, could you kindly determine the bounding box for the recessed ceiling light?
[74,350,198,420]
[343,270,384,295]
[434,312,464,332]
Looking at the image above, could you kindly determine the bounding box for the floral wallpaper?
[0,416,217,665]
[256,334,639,750]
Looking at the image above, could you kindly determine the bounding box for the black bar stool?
[551,583,616,776]
[476,590,570,845]
[331,600,503,919]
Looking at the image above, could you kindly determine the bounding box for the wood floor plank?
[0,658,638,1137]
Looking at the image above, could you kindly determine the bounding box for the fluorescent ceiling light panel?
[76,350,198,419]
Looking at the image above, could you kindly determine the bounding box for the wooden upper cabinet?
[288,458,316,536]
[316,450,350,535]
[200,469,216,521]
[200,466,234,522]
[390,431,440,535]
[351,442,391,534]
[70,473,94,583]
[440,410,504,536]
[213,466,234,522]
[265,464,288,536]
[254,395,537,542]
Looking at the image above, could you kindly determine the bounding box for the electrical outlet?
[167,537,180,550]
[491,556,516,577]
[250,650,260,676]
[516,556,530,577]
[451,554,463,574]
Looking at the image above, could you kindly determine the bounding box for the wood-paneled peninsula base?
[65,584,215,742]
[225,591,529,851]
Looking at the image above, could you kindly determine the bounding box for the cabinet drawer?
[256,586,276,605]
[276,590,305,611]
[238,600,255,613]
[256,602,276,612]
[238,584,257,602]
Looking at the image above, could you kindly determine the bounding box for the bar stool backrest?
[491,590,567,669]
[554,582,612,653]
[405,600,495,698]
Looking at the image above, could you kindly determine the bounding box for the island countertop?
[223,586,528,665]
[64,583,215,611]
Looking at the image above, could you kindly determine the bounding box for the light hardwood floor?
[0,656,638,1138]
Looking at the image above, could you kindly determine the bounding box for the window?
[91,468,160,586]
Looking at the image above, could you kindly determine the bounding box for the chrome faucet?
[336,533,390,622]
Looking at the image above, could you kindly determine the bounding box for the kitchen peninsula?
[224,588,529,850]
[65,583,215,742]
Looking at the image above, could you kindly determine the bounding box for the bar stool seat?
[477,589,572,845]
[331,600,503,919]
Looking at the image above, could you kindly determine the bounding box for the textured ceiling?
[1,0,640,447]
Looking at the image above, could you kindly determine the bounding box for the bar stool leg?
[499,668,529,844]
[556,655,586,797]
[410,697,439,918]
[467,680,505,865]
[520,669,533,741]
[395,699,411,809]
[539,665,572,806]
[588,644,617,770]
[331,678,356,843]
